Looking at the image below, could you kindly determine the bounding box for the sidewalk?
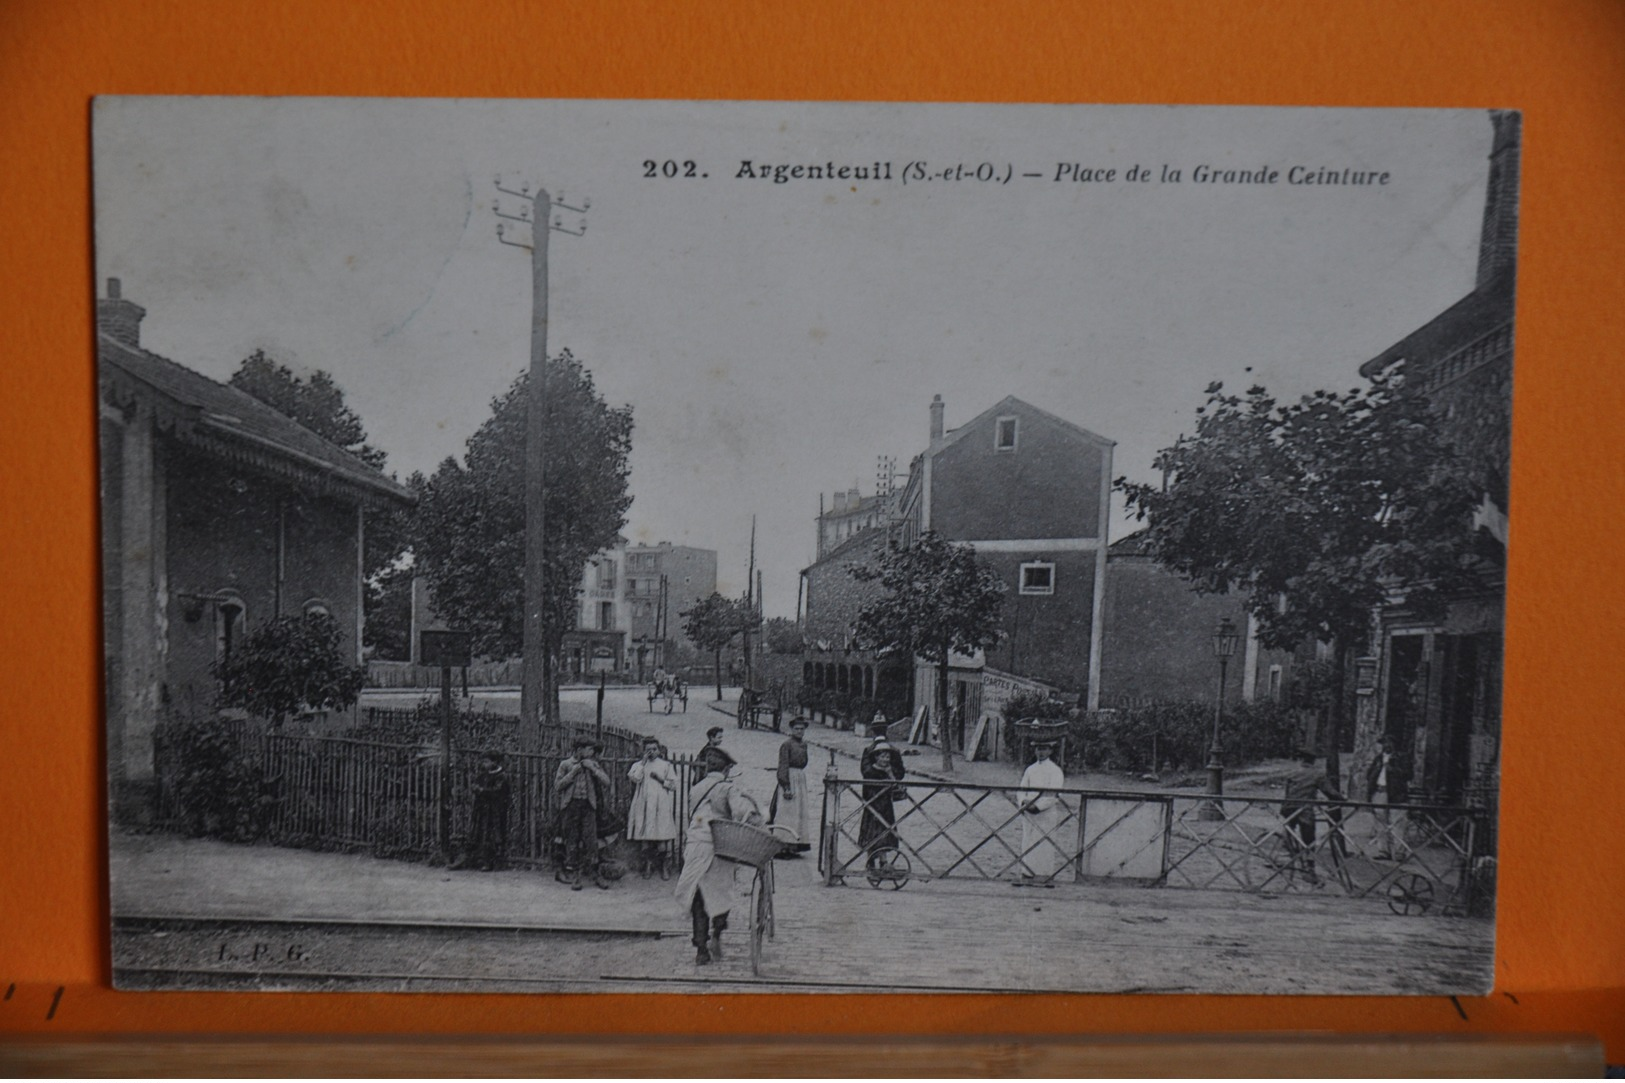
[110,827,1493,994]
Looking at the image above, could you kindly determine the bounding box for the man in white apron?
[675,753,762,965]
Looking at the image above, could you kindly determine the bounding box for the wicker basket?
[711,819,782,867]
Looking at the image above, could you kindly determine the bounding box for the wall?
[929,403,1105,542]
[801,532,888,646]
[979,548,1097,693]
[162,443,362,720]
[1100,553,1270,706]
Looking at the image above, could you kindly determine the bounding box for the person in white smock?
[626,737,679,879]
[1016,741,1067,882]
[675,752,762,966]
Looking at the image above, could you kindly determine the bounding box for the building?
[1351,111,1517,803]
[561,536,631,678]
[98,279,416,822]
[624,541,718,673]
[801,393,1115,752]
[1100,530,1295,708]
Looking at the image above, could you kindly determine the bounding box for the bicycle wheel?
[1387,872,1435,916]
[865,847,911,890]
[750,870,768,975]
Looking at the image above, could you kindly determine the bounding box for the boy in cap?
[555,736,613,890]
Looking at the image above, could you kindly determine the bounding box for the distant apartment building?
[562,536,631,678]
[625,542,718,673]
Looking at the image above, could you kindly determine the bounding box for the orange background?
[2,0,1622,1057]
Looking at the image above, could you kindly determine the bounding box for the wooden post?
[438,660,453,865]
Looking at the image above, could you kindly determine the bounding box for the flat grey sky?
[94,99,1492,616]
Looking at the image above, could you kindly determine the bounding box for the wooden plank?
[0,1035,1602,1078]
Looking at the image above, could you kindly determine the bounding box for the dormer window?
[995,416,1018,451]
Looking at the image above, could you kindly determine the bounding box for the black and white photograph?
[96,98,1513,994]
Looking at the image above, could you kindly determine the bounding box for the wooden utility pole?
[494,178,587,747]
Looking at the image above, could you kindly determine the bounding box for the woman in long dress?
[674,753,762,965]
[769,717,813,853]
[626,737,679,879]
[1016,741,1067,882]
[857,742,905,866]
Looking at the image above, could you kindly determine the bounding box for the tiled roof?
[1359,275,1515,379]
[100,333,416,509]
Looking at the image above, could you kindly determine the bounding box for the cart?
[648,677,688,714]
[711,820,794,975]
[735,686,780,730]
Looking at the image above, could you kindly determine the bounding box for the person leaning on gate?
[554,736,614,890]
[1280,748,1345,886]
[1365,735,1413,860]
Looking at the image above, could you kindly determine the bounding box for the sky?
[94,99,1494,617]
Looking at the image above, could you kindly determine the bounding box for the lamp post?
[1201,616,1241,821]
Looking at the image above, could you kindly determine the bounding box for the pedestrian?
[1365,735,1412,859]
[1016,740,1067,883]
[627,737,679,879]
[698,726,731,776]
[1281,747,1345,886]
[859,728,895,777]
[675,752,762,966]
[770,717,813,855]
[858,740,905,867]
[554,736,613,891]
[467,750,510,872]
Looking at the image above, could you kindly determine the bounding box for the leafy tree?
[761,616,803,655]
[230,349,387,469]
[412,351,634,668]
[364,560,416,661]
[851,532,1006,771]
[211,611,368,727]
[1117,373,1481,779]
[682,593,753,701]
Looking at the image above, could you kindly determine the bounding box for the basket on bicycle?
[711,819,782,868]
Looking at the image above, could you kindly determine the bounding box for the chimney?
[847,485,860,509]
[1476,110,1521,291]
[832,490,848,513]
[929,394,945,444]
[97,277,146,348]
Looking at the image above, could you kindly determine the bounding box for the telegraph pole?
[493,177,588,746]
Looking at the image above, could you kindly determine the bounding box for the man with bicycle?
[1281,748,1344,887]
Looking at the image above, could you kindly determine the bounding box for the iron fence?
[153,720,702,868]
[819,775,1487,914]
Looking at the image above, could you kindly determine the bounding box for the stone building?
[98,279,416,822]
[624,541,718,673]
[1351,111,1517,803]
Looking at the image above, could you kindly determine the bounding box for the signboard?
[419,629,471,668]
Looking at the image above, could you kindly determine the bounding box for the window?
[596,559,617,590]
[215,594,246,666]
[995,415,1018,451]
[600,601,615,630]
[1268,664,1284,702]
[1019,562,1054,595]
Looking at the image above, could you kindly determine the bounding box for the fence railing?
[819,775,1487,914]
[153,720,703,869]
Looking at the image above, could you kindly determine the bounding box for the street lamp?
[1201,616,1241,821]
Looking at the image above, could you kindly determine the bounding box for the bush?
[1068,699,1301,773]
[156,720,271,841]
[212,612,367,726]
[351,698,521,750]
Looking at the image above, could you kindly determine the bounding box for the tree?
[761,616,803,655]
[412,351,634,670]
[1117,373,1482,779]
[851,532,1007,772]
[682,593,752,702]
[211,611,368,727]
[230,349,387,469]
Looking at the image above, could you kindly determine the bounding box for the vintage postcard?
[96,98,1512,994]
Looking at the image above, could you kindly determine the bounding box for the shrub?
[156,720,271,841]
[212,612,367,726]
[1069,698,1301,773]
